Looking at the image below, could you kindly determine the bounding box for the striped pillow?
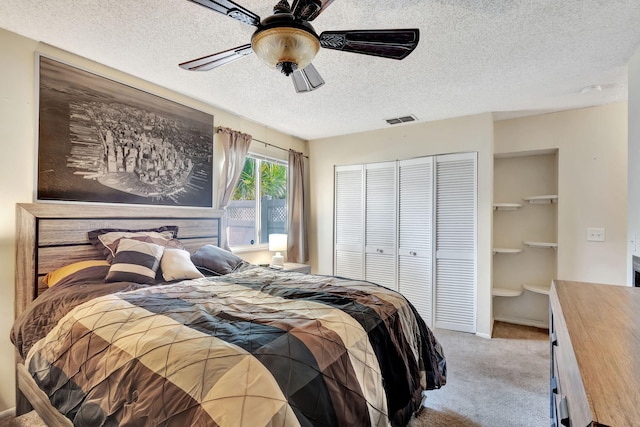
[105,238,165,284]
[88,226,181,263]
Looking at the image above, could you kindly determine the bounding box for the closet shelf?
[523,241,558,249]
[493,248,523,255]
[492,287,523,297]
[523,195,558,204]
[493,202,523,211]
[523,283,551,295]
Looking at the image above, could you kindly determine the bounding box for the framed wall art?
[36,55,214,207]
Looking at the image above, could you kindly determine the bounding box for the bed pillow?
[88,226,181,262]
[105,238,165,284]
[43,260,110,287]
[191,245,246,276]
[161,248,205,281]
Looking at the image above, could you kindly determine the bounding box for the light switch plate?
[587,227,605,242]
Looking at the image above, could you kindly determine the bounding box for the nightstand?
[282,262,311,274]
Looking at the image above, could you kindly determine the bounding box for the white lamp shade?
[269,234,288,252]
[269,234,287,267]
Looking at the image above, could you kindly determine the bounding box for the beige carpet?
[409,322,549,427]
[0,411,44,427]
[2,322,549,427]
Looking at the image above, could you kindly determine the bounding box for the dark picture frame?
[36,55,214,207]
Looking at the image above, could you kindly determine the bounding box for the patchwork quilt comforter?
[12,267,446,427]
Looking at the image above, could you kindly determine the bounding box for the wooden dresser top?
[552,280,640,427]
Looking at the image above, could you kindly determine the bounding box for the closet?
[492,150,558,328]
[334,152,477,333]
[364,162,397,289]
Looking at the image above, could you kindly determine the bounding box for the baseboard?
[493,315,549,329]
[0,407,16,420]
[475,331,492,339]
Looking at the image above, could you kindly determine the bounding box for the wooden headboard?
[15,203,223,319]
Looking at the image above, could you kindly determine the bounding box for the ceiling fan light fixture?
[252,26,320,76]
[182,0,420,93]
[292,63,325,93]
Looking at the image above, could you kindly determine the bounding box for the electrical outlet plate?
[587,227,605,242]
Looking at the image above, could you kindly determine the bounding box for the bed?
[12,203,446,427]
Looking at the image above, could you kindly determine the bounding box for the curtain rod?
[252,137,309,159]
[216,127,308,159]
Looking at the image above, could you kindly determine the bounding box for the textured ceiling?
[2,0,640,140]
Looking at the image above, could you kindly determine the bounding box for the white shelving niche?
[492,150,558,330]
[523,241,558,249]
[492,247,523,254]
[523,195,558,204]
[493,202,523,211]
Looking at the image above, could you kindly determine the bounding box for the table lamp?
[269,234,287,268]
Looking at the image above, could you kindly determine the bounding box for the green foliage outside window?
[232,157,287,201]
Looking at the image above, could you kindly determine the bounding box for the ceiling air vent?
[385,115,417,125]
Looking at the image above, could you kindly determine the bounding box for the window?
[227,155,287,247]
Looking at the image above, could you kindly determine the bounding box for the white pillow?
[161,248,205,281]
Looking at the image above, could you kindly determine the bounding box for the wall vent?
[385,115,417,125]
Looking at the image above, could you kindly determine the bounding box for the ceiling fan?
[180,0,420,93]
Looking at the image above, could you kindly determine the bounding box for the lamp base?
[271,252,284,268]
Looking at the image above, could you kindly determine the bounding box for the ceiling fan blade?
[291,0,335,21]
[291,63,325,93]
[319,29,420,60]
[187,0,260,26]
[179,44,253,71]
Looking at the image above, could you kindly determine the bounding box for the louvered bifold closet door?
[365,162,397,290]
[334,165,364,280]
[398,157,434,327]
[435,152,477,333]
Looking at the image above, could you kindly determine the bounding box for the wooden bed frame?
[14,203,223,426]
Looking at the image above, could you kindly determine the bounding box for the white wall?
[0,28,306,411]
[494,104,628,286]
[308,114,495,338]
[0,28,38,413]
[628,46,640,283]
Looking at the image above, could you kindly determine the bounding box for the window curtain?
[287,149,308,263]
[214,127,252,249]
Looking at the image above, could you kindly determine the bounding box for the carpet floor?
[0,411,44,427]
[1,322,549,427]
[409,321,549,427]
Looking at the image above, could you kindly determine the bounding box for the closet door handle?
[559,397,570,426]
[410,251,417,256]
[551,332,558,346]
